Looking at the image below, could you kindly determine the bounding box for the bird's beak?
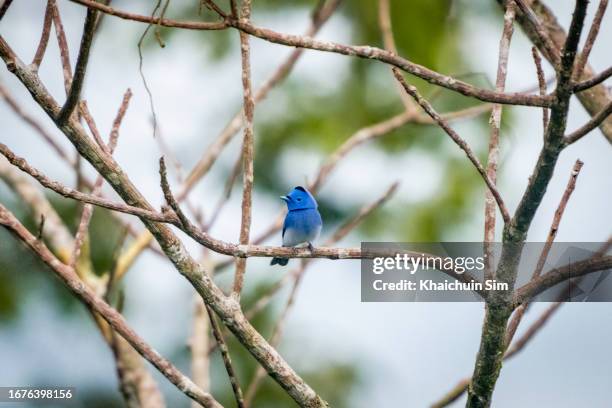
[280,195,289,202]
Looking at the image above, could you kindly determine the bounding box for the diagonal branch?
[31,0,55,68]
[243,182,399,404]
[56,8,98,124]
[71,89,132,267]
[504,159,583,348]
[392,68,511,224]
[206,305,245,408]
[573,0,608,80]
[377,0,414,112]
[515,255,612,304]
[0,204,221,408]
[564,100,612,145]
[574,66,612,92]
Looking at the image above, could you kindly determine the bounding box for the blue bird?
[271,186,323,266]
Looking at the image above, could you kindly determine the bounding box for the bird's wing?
[281,216,288,240]
[282,209,322,247]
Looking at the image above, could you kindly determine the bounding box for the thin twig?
[206,305,245,408]
[137,0,164,139]
[378,0,413,112]
[202,0,227,18]
[109,89,133,151]
[51,1,72,93]
[532,159,584,281]
[31,0,55,69]
[392,68,511,223]
[57,8,98,124]
[80,100,107,151]
[484,2,516,281]
[573,0,608,80]
[504,159,583,347]
[564,100,612,145]
[574,66,612,92]
[508,0,612,144]
[531,47,549,132]
[516,255,612,304]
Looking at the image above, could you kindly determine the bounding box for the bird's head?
[280,186,318,211]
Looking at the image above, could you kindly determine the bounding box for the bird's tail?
[270,257,289,266]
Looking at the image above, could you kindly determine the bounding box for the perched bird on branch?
[271,186,323,266]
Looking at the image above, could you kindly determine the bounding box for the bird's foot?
[307,242,314,252]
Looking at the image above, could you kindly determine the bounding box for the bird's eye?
[297,198,302,201]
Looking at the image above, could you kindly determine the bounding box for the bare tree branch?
[68,0,552,107]
[51,0,73,92]
[504,159,583,348]
[207,304,245,408]
[0,41,329,405]
[0,204,222,408]
[574,66,612,92]
[467,2,589,405]
[232,0,255,300]
[573,0,608,80]
[531,47,549,132]
[516,255,612,304]
[377,0,414,112]
[31,0,55,69]
[506,0,612,143]
[178,0,341,201]
[71,90,130,267]
[484,2,516,281]
[57,8,98,124]
[0,156,74,261]
[392,68,511,224]
[564,100,612,145]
